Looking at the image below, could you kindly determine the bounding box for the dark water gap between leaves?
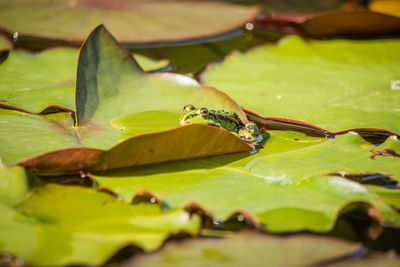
[38,171,94,188]
[329,172,399,189]
[245,109,400,145]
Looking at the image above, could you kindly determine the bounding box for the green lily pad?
[0,26,253,172]
[366,186,400,210]
[91,132,400,232]
[202,35,400,133]
[128,232,400,267]
[20,185,200,266]
[0,0,259,46]
[0,109,80,166]
[0,48,168,113]
[0,163,29,205]
[0,109,251,173]
[0,163,200,266]
[0,164,36,260]
[0,202,36,262]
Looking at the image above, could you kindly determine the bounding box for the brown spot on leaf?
[370,149,400,160]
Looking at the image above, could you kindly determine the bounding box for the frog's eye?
[183,104,196,112]
[198,108,209,118]
[245,122,259,134]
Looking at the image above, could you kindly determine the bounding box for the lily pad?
[0,202,36,262]
[255,10,400,38]
[0,163,200,266]
[0,109,251,173]
[0,109,80,166]
[0,0,259,46]
[301,11,400,38]
[366,186,400,210]
[0,163,29,205]
[0,48,168,113]
[91,132,400,232]
[202,35,400,133]
[0,26,253,172]
[128,232,400,267]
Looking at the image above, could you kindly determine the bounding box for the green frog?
[179,104,263,145]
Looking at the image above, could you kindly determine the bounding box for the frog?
[179,104,263,145]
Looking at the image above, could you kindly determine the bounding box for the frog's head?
[179,105,218,126]
[244,122,259,136]
[239,122,263,144]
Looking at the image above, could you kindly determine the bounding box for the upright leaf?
[0,26,252,172]
[0,48,169,113]
[75,25,248,150]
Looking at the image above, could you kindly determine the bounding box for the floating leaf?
[0,163,200,266]
[0,202,36,262]
[366,186,400,210]
[0,164,29,205]
[0,48,168,113]
[0,109,80,166]
[0,26,252,172]
[19,185,199,266]
[202,35,400,133]
[0,109,251,173]
[301,11,400,38]
[255,10,400,38]
[92,132,400,232]
[0,0,259,46]
[128,232,400,267]
[0,164,36,260]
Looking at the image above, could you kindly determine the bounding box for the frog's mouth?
[181,114,197,123]
[184,120,219,128]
